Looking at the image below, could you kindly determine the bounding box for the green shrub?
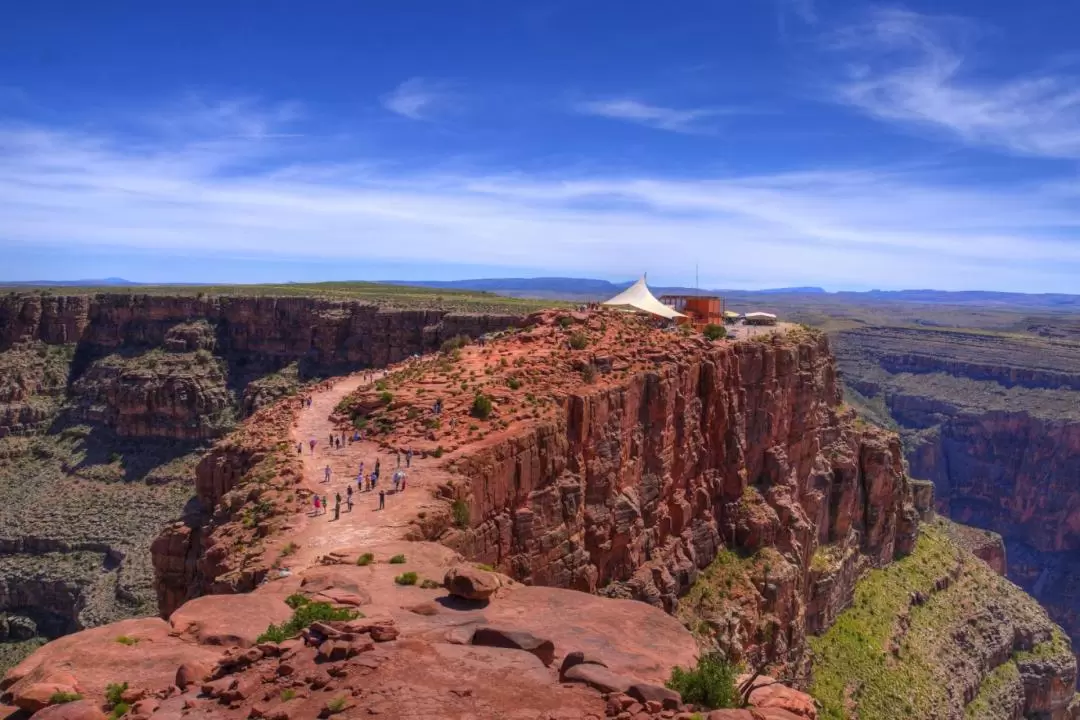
[281,688,296,702]
[379,391,394,405]
[105,682,128,708]
[257,600,359,643]
[476,563,495,572]
[569,332,588,350]
[375,380,387,391]
[452,499,470,528]
[506,377,521,390]
[440,335,470,354]
[666,653,738,710]
[389,554,406,564]
[471,394,492,420]
[110,702,130,720]
[395,571,419,586]
[356,552,375,566]
[703,324,727,341]
[50,691,83,704]
[420,578,441,589]
[327,696,347,713]
[557,316,574,328]
[280,541,298,557]
[114,635,138,646]
[432,445,445,458]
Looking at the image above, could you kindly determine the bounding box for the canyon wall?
[0,292,523,439]
[434,329,917,675]
[833,325,1080,682]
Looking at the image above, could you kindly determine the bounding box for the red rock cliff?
[413,319,918,673]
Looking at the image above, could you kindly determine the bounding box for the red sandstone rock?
[13,682,80,713]
[31,700,108,720]
[627,683,682,710]
[443,565,499,601]
[562,663,632,693]
[471,626,556,666]
[176,659,215,690]
[740,676,817,719]
[169,579,294,648]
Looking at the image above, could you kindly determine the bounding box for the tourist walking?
[375,459,381,477]
[406,449,412,468]
[396,451,401,469]
[378,489,385,510]
[324,465,331,484]
[313,495,321,515]
[346,486,354,511]
[333,493,341,521]
[308,438,316,454]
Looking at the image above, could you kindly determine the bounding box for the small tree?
[569,332,588,350]
[471,393,492,420]
[703,324,727,341]
[452,499,470,528]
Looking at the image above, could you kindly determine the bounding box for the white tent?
[602,276,685,320]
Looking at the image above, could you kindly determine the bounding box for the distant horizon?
[3,273,1079,298]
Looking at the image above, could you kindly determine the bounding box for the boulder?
[558,650,608,680]
[31,700,108,720]
[740,676,817,719]
[444,565,499,601]
[169,594,293,648]
[176,659,215,690]
[561,663,632,693]
[14,682,81,713]
[471,626,555,666]
[627,683,682,710]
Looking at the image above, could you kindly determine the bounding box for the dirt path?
[282,372,451,570]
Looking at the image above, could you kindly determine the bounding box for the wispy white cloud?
[381,77,458,121]
[829,8,1080,158]
[573,98,734,134]
[2,101,1080,291]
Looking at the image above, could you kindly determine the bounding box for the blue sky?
[3,1,1080,292]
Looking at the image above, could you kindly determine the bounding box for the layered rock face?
[419,319,918,674]
[0,293,522,439]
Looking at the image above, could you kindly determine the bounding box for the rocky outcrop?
[424,319,915,676]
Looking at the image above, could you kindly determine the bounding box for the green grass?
[327,696,347,713]
[280,688,297,702]
[808,519,1071,720]
[395,571,419,586]
[114,635,138,646]
[356,552,375,566]
[49,691,83,704]
[257,596,360,643]
[105,682,128,708]
[389,554,406,564]
[964,661,1020,720]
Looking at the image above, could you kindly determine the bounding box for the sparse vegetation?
[105,682,128,708]
[49,691,83,704]
[281,688,296,702]
[568,332,588,350]
[581,363,598,384]
[280,541,298,557]
[440,334,470,354]
[395,571,419,585]
[666,653,738,709]
[389,554,406,564]
[356,552,375,566]
[506,376,522,390]
[452,499,470,528]
[257,596,359,644]
[420,578,441,589]
[114,635,138,646]
[327,696,348,713]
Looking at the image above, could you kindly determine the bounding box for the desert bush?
[471,393,492,420]
[420,578,441,589]
[703,324,727,341]
[280,541,298,557]
[666,653,738,709]
[506,377,522,390]
[105,682,128,708]
[569,332,588,350]
[114,635,138,646]
[581,364,598,384]
[395,571,419,586]
[389,554,406,564]
[440,335,470,354]
[452,499,470,528]
[356,552,375,566]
